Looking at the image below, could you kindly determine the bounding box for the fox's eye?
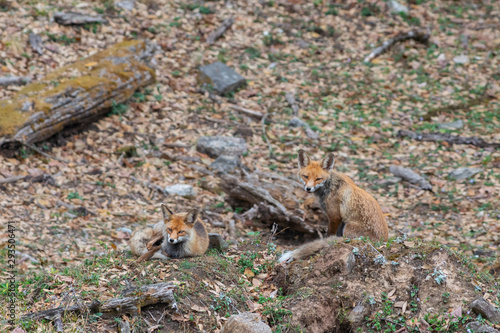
[303,175,308,179]
[316,178,322,181]
[167,228,172,233]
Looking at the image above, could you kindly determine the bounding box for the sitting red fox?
[130,204,209,261]
[279,150,388,263]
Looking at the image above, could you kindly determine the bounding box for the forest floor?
[0,0,499,331]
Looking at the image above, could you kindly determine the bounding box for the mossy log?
[0,40,157,149]
[218,171,327,235]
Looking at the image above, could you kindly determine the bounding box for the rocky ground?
[0,0,499,331]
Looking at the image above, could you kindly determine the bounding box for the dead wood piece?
[53,12,108,25]
[0,175,27,184]
[397,130,500,149]
[219,174,318,234]
[130,176,167,196]
[228,104,264,119]
[29,33,43,55]
[285,92,299,115]
[22,283,177,323]
[0,76,31,87]
[207,17,234,45]
[363,30,430,63]
[136,245,163,263]
[389,165,432,191]
[0,40,157,149]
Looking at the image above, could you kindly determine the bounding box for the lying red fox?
[130,204,209,261]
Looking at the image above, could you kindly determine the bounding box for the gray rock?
[198,62,246,95]
[164,184,196,197]
[389,165,432,191]
[197,136,247,158]
[388,0,408,13]
[210,155,241,173]
[449,167,483,180]
[208,233,228,252]
[117,227,132,235]
[467,321,499,333]
[115,0,135,10]
[438,119,464,130]
[348,305,367,324]
[221,312,272,333]
[345,252,356,273]
[470,298,500,324]
[453,55,469,64]
[437,53,448,67]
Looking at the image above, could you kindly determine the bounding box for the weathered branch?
[207,17,234,45]
[0,40,157,149]
[22,283,177,325]
[389,165,433,191]
[397,130,500,149]
[228,104,264,119]
[363,30,430,63]
[0,76,31,86]
[54,12,108,25]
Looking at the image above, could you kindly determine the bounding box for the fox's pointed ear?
[184,209,199,224]
[321,153,335,172]
[298,149,310,169]
[161,204,173,220]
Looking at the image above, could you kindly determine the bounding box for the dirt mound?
[270,239,498,332]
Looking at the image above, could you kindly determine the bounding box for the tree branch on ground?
[363,30,430,63]
[397,129,500,149]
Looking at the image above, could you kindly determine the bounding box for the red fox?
[279,150,388,263]
[130,204,209,260]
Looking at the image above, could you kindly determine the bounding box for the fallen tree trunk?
[22,283,177,327]
[218,172,327,235]
[397,129,500,149]
[0,40,157,150]
[363,30,430,63]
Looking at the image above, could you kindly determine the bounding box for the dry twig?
[206,17,234,45]
[363,30,430,63]
[397,130,500,149]
[228,104,264,119]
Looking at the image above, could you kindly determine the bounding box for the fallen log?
[397,129,500,149]
[218,172,327,235]
[0,40,157,150]
[22,283,177,328]
[363,30,430,63]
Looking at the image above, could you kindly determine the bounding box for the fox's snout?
[168,238,179,244]
[305,186,313,192]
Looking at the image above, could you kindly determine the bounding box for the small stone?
[198,62,246,95]
[197,136,247,158]
[348,305,367,324]
[208,233,228,252]
[295,39,310,49]
[437,119,464,130]
[453,55,469,64]
[115,0,135,10]
[387,0,408,13]
[437,53,448,67]
[117,227,132,235]
[470,297,500,324]
[467,321,500,333]
[164,184,196,197]
[210,155,241,173]
[221,312,272,333]
[472,42,487,50]
[449,167,483,180]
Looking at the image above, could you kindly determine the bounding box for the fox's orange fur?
[279,150,388,263]
[130,204,209,260]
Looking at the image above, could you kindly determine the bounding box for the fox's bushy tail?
[279,236,340,263]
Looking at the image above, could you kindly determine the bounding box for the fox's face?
[297,149,335,193]
[161,204,198,244]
